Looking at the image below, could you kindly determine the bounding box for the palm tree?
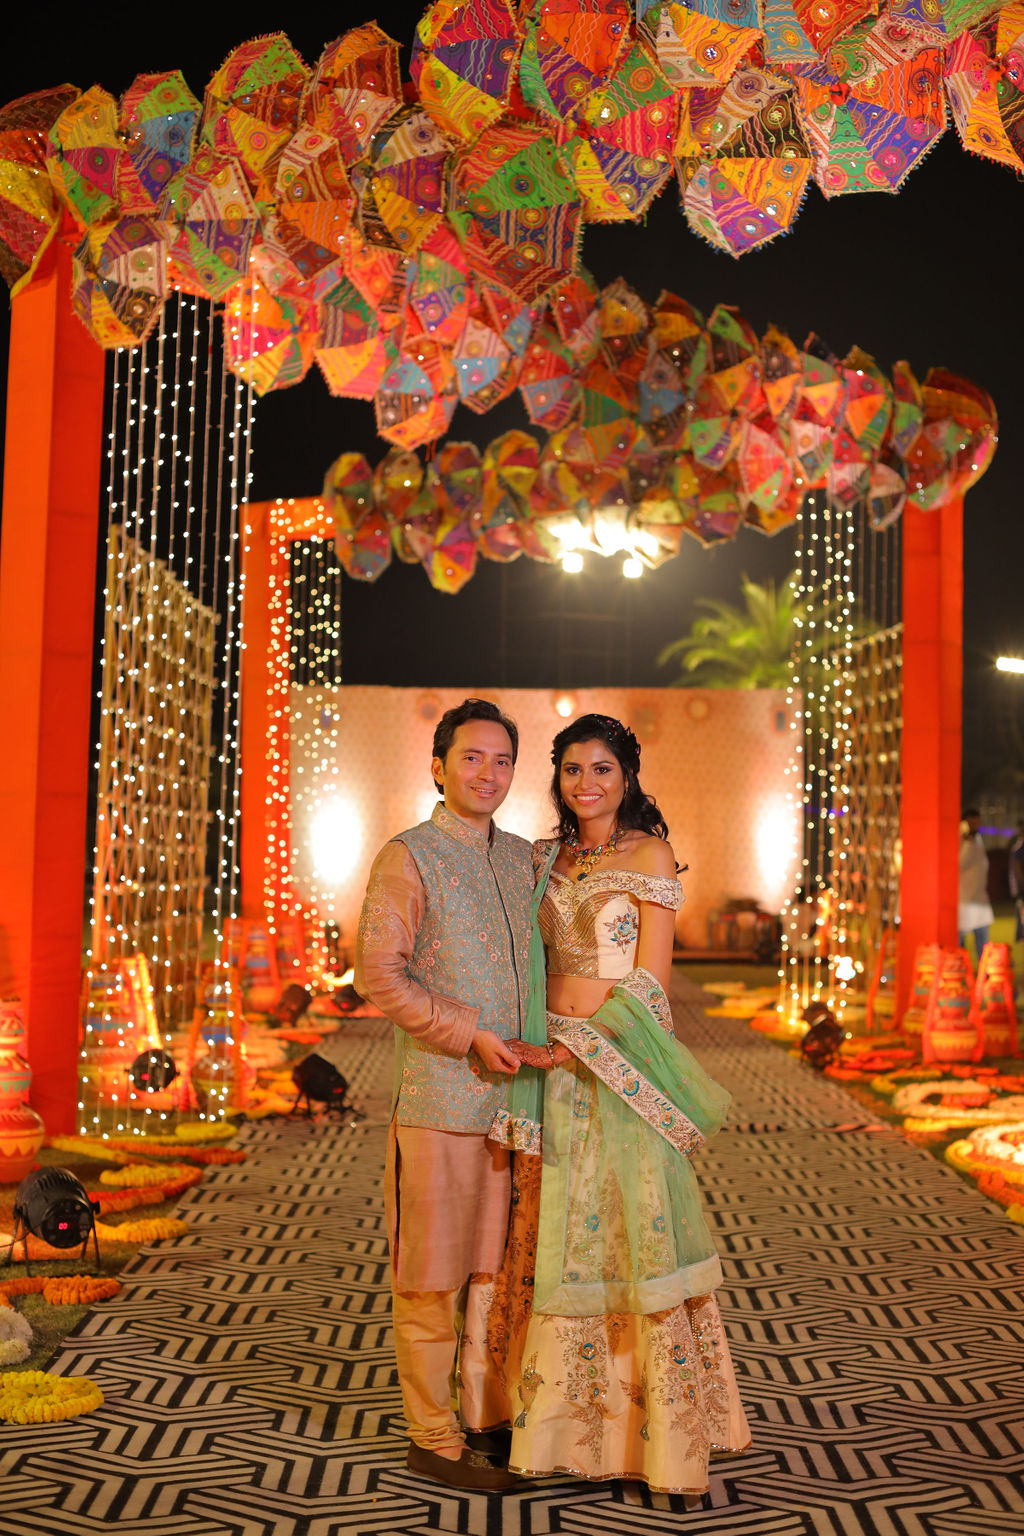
[658,572,802,689]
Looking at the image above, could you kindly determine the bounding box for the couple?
[354,697,749,1497]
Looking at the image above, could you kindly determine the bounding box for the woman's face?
[558,738,626,825]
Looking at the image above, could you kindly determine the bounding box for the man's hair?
[432,698,519,793]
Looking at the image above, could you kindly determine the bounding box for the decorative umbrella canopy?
[374,335,457,449]
[372,444,425,521]
[918,367,998,500]
[736,413,795,515]
[829,12,944,86]
[840,345,893,455]
[675,457,745,544]
[518,318,583,427]
[761,0,821,63]
[598,277,651,375]
[788,0,878,55]
[795,51,947,196]
[651,289,704,376]
[448,121,584,303]
[426,509,480,592]
[366,107,448,255]
[202,33,308,190]
[638,344,686,430]
[433,440,483,527]
[866,458,908,529]
[315,274,390,398]
[225,268,318,395]
[412,0,521,142]
[579,354,640,461]
[677,71,813,254]
[325,450,392,582]
[304,24,403,164]
[760,323,803,419]
[405,224,471,345]
[744,475,804,533]
[160,145,260,298]
[452,291,524,411]
[886,0,1003,44]
[703,303,763,412]
[519,0,631,122]
[271,126,354,280]
[478,429,539,560]
[118,73,200,215]
[650,0,762,87]
[569,36,679,220]
[72,216,166,348]
[890,358,923,457]
[47,86,125,227]
[944,3,1024,173]
[0,84,77,290]
[343,237,411,331]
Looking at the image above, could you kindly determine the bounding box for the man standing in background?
[354,698,532,1491]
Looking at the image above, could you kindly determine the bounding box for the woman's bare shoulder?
[619,832,677,877]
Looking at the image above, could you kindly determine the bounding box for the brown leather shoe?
[406,1443,521,1490]
[465,1427,513,1463]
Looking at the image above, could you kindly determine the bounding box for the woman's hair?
[550,713,669,842]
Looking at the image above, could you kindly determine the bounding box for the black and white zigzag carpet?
[2,979,1022,1536]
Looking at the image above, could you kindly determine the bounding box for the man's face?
[432,720,515,830]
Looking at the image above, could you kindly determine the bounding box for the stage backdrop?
[287,686,796,956]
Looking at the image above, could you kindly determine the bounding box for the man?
[354,698,532,1491]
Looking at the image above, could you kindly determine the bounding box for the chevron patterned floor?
[2,979,1023,1536]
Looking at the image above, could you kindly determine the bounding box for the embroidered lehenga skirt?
[462,1015,750,1493]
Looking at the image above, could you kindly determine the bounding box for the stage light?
[553,692,576,718]
[291,1053,355,1118]
[996,656,1024,674]
[9,1169,101,1267]
[310,795,363,887]
[562,551,583,574]
[622,556,643,579]
[129,1049,178,1092]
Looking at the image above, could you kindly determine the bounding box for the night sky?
[1,5,1020,797]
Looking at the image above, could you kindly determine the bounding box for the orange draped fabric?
[0,238,105,1133]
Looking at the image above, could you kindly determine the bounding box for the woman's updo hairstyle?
[550,713,669,842]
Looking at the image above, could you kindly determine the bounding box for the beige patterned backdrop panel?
[289,687,797,953]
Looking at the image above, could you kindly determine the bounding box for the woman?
[463,713,750,1497]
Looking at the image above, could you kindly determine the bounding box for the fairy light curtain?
[781,493,902,1034]
[82,293,253,1136]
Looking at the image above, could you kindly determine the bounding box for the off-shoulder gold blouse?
[538,865,684,980]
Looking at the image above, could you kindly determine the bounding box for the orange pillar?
[898,496,963,1019]
[0,239,106,1134]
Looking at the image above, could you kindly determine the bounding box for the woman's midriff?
[545,973,614,1017]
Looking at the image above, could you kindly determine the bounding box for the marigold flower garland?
[0,1370,103,1423]
[98,1162,199,1188]
[0,1275,122,1306]
[94,1217,188,1243]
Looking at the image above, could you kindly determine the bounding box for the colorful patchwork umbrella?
[118,73,200,216]
[372,444,425,523]
[72,216,167,348]
[675,457,745,544]
[518,319,582,427]
[944,4,1024,173]
[425,510,479,593]
[365,108,448,255]
[304,25,403,165]
[650,0,762,88]
[743,477,805,534]
[917,367,998,501]
[433,441,483,529]
[597,277,651,377]
[342,237,411,332]
[568,36,679,220]
[0,84,77,290]
[325,451,392,582]
[478,430,539,560]
[760,323,803,420]
[412,0,521,143]
[761,0,821,64]
[448,122,584,303]
[788,0,878,55]
[890,358,923,458]
[405,224,471,345]
[225,268,318,394]
[271,126,354,280]
[638,345,686,432]
[519,0,631,122]
[315,274,391,398]
[794,52,947,196]
[374,336,457,449]
[202,33,308,191]
[47,86,125,228]
[736,414,795,517]
[866,458,908,529]
[886,0,1003,45]
[829,12,945,85]
[161,145,260,299]
[551,267,601,364]
[452,288,529,412]
[651,290,704,377]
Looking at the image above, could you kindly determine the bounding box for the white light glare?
[310,797,364,887]
[996,656,1024,674]
[562,550,584,574]
[622,556,643,579]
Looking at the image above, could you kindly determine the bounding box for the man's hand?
[506,1039,553,1069]
[472,1029,521,1074]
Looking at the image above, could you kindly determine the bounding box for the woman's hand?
[506,1039,554,1069]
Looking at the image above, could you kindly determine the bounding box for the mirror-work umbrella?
[426,511,479,592]
[795,52,947,195]
[412,0,521,142]
[479,429,538,560]
[315,275,390,398]
[271,127,355,280]
[325,451,393,582]
[374,336,457,449]
[202,33,308,190]
[304,24,403,164]
[366,108,448,255]
[650,0,762,88]
[161,145,261,298]
[944,4,1024,173]
[47,87,125,228]
[72,216,166,347]
[225,269,318,395]
[570,36,678,219]
[519,319,583,427]
[448,122,584,303]
[519,0,631,121]
[0,84,77,289]
[118,73,200,216]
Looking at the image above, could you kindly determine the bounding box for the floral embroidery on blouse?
[605,908,640,953]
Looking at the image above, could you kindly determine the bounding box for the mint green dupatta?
[491,842,733,1317]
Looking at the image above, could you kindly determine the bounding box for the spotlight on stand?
[800,1002,844,1072]
[291,1053,355,1121]
[273,984,313,1027]
[5,1168,101,1273]
[130,1048,178,1092]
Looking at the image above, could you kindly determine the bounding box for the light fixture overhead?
[622,556,643,579]
[562,550,584,574]
[996,656,1024,674]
